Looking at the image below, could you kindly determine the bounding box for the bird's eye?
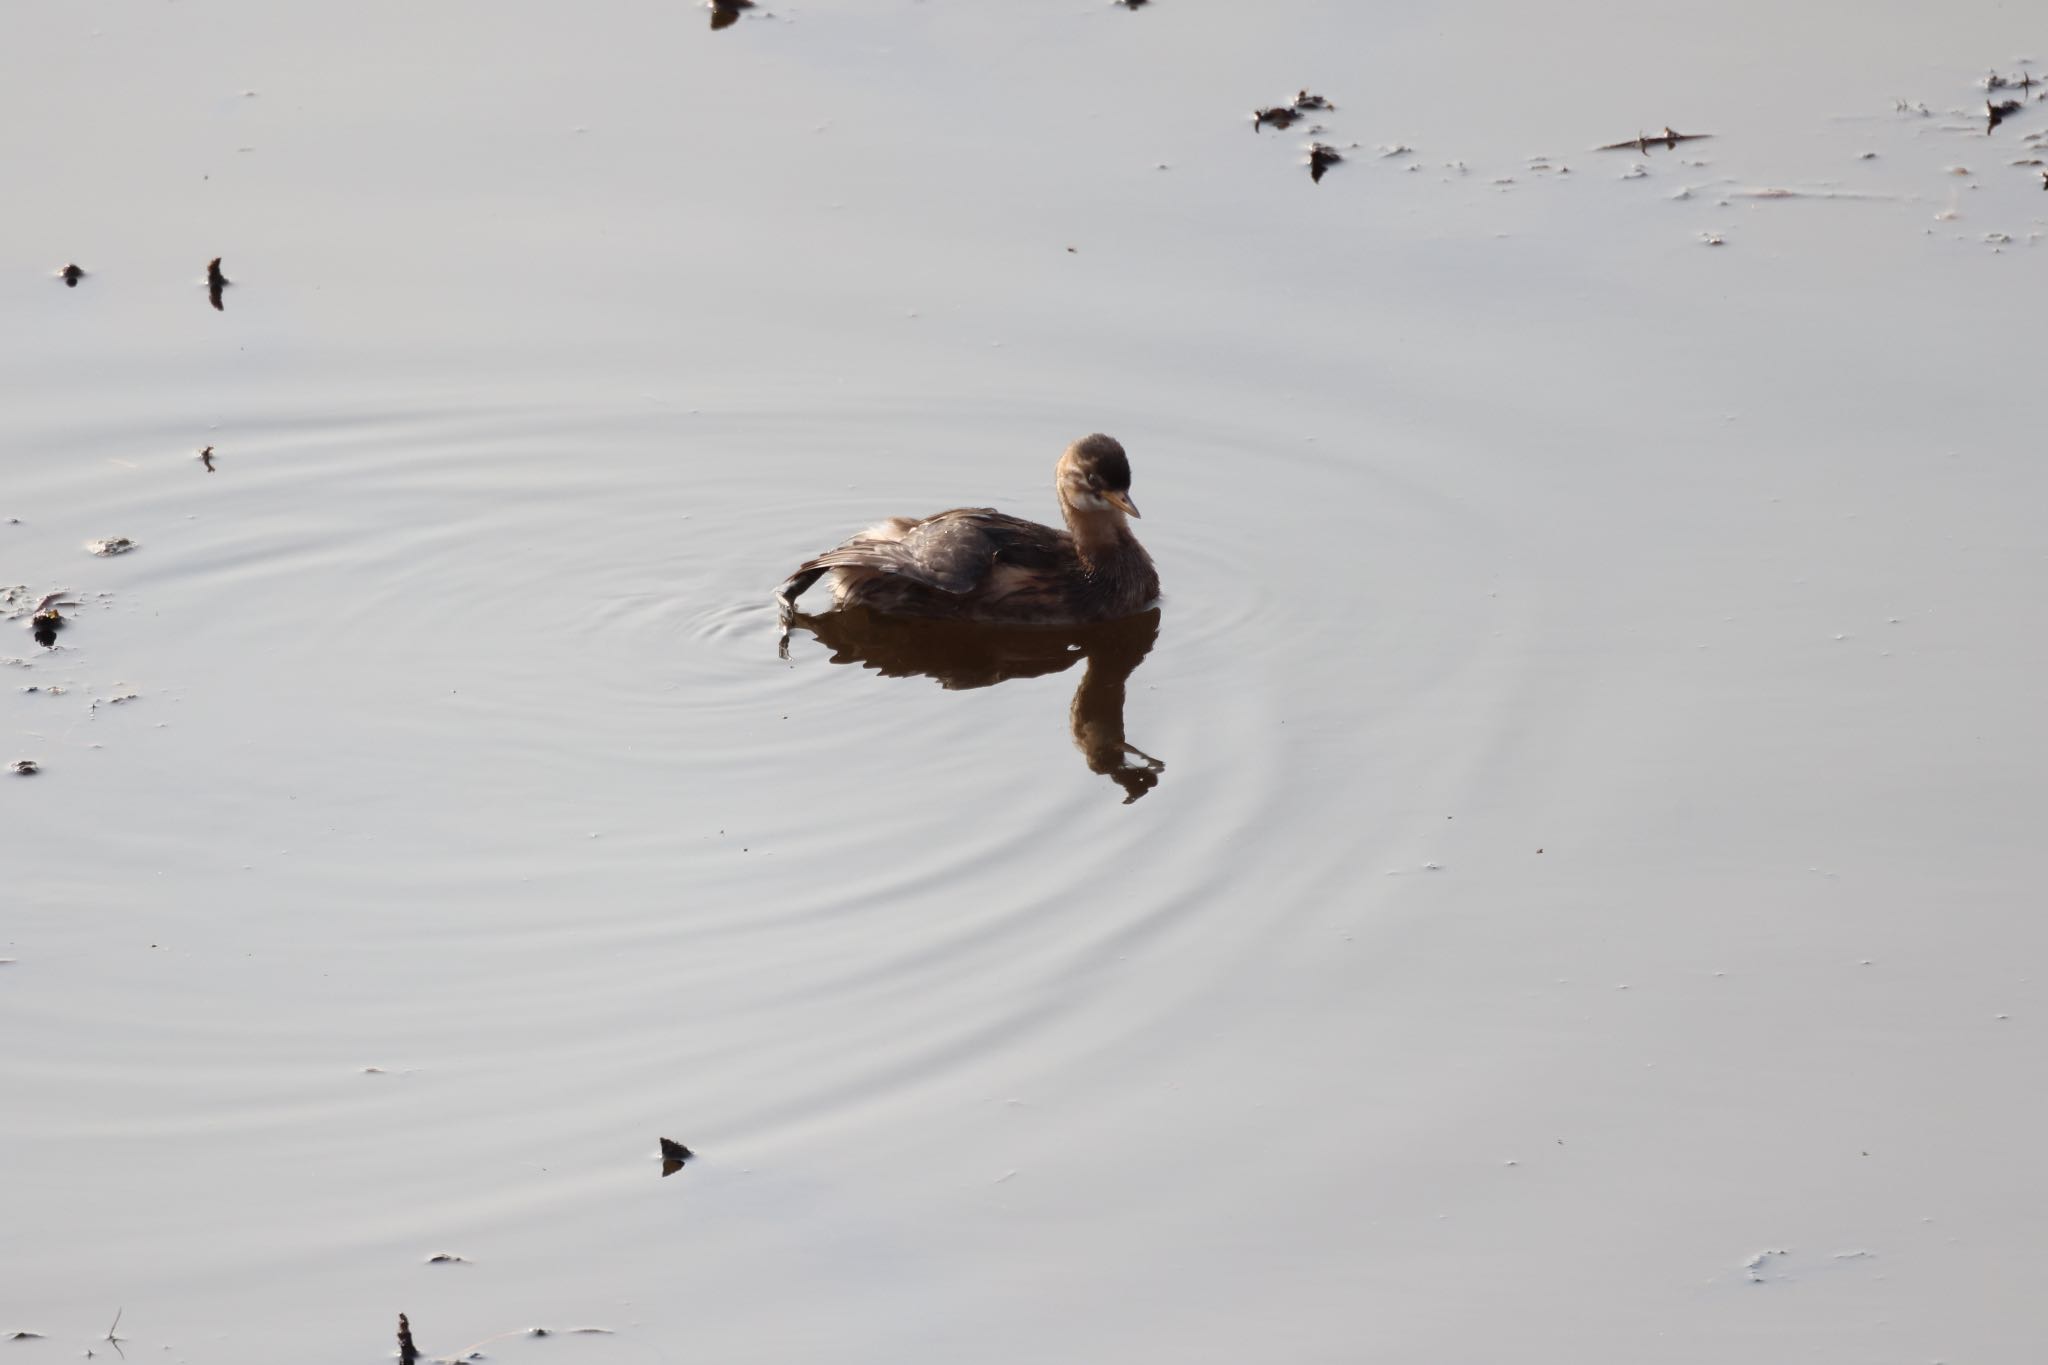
[1087,475,1102,490]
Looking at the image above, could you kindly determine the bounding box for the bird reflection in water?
[781,606,1166,803]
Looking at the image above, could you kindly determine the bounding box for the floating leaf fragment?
[1597,126,1712,153]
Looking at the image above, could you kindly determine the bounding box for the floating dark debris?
[207,256,228,311]
[425,1252,469,1264]
[21,590,78,649]
[1115,0,1150,8]
[397,1313,419,1365]
[8,760,36,776]
[1597,126,1712,154]
[1307,142,1343,183]
[1988,99,2023,132]
[86,538,135,557]
[198,444,216,472]
[1253,89,1334,133]
[659,1136,693,1176]
[59,264,85,287]
[708,0,752,29]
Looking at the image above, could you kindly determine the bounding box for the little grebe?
[776,434,1160,626]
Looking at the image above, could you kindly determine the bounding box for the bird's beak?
[1102,489,1141,518]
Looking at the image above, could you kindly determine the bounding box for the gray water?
[6,3,2046,1361]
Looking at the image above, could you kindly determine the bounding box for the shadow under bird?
[782,606,1167,802]
[777,434,1159,626]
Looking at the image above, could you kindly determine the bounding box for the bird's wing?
[904,508,1074,584]
[779,509,1007,599]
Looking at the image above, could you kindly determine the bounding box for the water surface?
[5,3,2046,1361]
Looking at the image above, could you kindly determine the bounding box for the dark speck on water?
[199,445,216,472]
[708,0,752,30]
[207,256,228,311]
[59,264,84,287]
[1255,90,1334,133]
[660,1136,694,1176]
[8,759,37,776]
[1988,99,2023,132]
[1308,142,1343,183]
[1598,127,1712,153]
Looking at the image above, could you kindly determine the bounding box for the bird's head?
[1056,433,1140,519]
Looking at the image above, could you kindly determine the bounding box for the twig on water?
[1597,126,1712,154]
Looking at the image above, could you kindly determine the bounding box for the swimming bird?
[776,434,1159,626]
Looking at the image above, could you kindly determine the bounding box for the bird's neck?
[1062,504,1131,571]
